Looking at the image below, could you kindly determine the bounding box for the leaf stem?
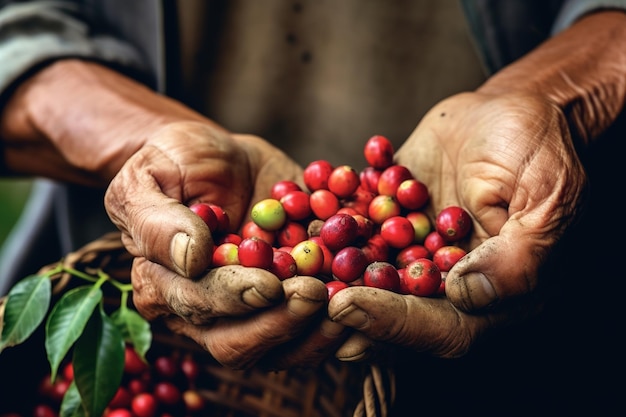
[61,266,100,283]
[59,266,133,293]
[42,264,64,278]
[120,290,129,311]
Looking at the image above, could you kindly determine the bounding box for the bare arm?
[478,10,626,146]
[0,59,221,186]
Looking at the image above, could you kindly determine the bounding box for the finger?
[105,146,214,278]
[256,317,350,370]
[328,286,491,358]
[166,276,329,369]
[335,331,377,362]
[131,259,284,322]
[445,215,556,313]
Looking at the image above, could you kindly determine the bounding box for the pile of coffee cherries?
[190,135,472,299]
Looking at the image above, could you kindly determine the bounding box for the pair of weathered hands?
[4,10,623,372]
[103,90,585,370]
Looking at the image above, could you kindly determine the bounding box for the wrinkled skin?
[105,90,588,368]
[104,122,348,369]
[328,91,587,358]
[105,122,298,278]
[0,10,619,377]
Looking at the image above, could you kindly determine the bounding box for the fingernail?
[335,332,372,362]
[336,349,368,362]
[333,305,369,330]
[463,272,497,310]
[242,287,273,308]
[320,319,345,338]
[288,296,322,317]
[170,232,191,276]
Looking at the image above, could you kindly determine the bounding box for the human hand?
[105,121,347,369]
[0,57,343,369]
[328,91,587,359]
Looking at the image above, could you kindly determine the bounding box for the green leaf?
[73,307,124,417]
[0,275,51,353]
[111,306,152,360]
[59,380,87,417]
[45,285,103,381]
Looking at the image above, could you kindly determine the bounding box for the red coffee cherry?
[432,245,467,272]
[188,202,219,231]
[400,258,442,297]
[326,280,350,300]
[271,180,302,200]
[238,236,274,270]
[32,404,57,417]
[380,216,415,249]
[154,381,182,406]
[320,213,359,251]
[363,261,401,292]
[124,346,148,375]
[131,393,158,417]
[327,165,360,198]
[435,206,472,242]
[153,355,178,379]
[180,354,200,382]
[270,250,297,279]
[363,135,395,169]
[303,160,334,192]
[331,246,369,283]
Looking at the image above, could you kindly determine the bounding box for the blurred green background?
[0,178,33,247]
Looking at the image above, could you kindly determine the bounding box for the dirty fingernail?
[242,287,273,308]
[335,332,372,362]
[336,349,368,362]
[171,232,191,276]
[333,305,369,330]
[462,272,497,310]
[288,296,322,317]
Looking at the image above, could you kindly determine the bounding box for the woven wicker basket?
[6,232,396,417]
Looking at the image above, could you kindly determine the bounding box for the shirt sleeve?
[0,1,149,98]
[552,0,626,34]
[460,0,626,75]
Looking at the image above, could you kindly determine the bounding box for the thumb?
[445,219,553,312]
[105,151,214,279]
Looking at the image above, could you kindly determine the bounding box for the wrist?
[477,10,626,147]
[0,59,220,185]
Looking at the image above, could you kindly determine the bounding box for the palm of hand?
[397,91,586,256]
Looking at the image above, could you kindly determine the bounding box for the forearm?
[478,10,626,147]
[0,59,223,186]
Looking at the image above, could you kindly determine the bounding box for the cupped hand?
[328,91,588,358]
[131,259,344,369]
[104,121,347,368]
[105,121,302,277]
